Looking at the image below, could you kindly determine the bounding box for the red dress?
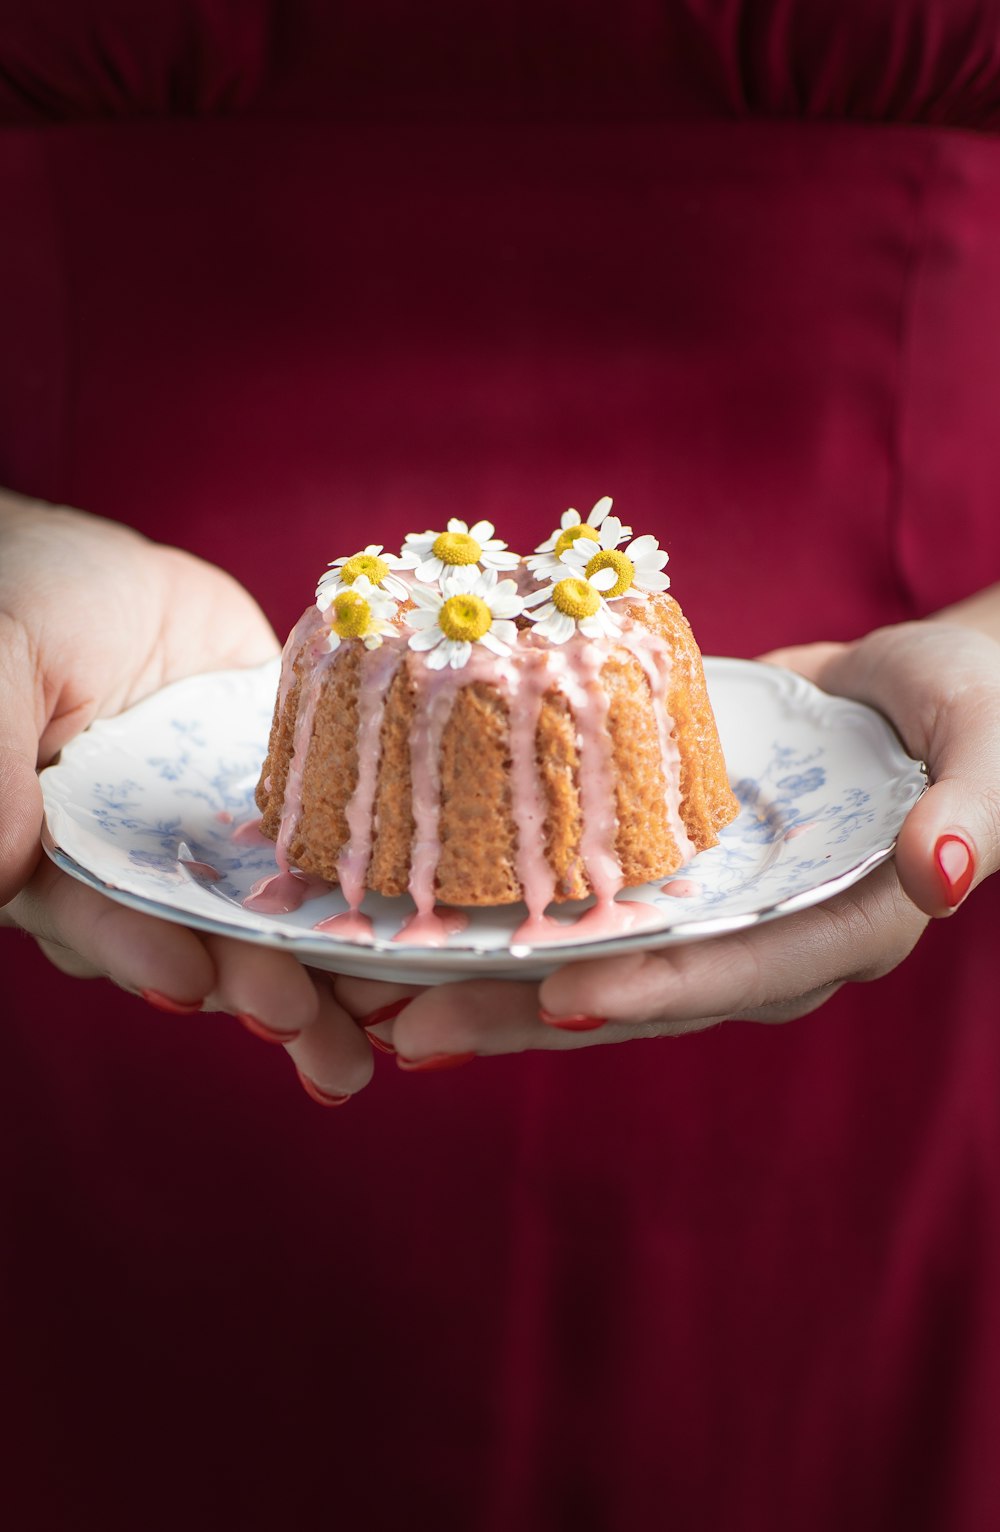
[2,5,1000,1528]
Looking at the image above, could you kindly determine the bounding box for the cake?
[254,498,738,934]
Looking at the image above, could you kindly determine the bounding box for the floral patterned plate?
[40,657,927,984]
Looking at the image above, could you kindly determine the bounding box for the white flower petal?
[408,628,444,651]
[447,640,472,669]
[561,509,581,530]
[634,571,671,592]
[446,518,469,535]
[625,534,659,559]
[481,549,520,570]
[424,645,452,669]
[522,586,553,609]
[468,520,495,542]
[488,620,519,647]
[415,556,444,583]
[589,566,618,592]
[409,584,442,609]
[587,496,613,527]
[479,630,512,656]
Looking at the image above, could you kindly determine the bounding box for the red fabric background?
[2,6,1000,1530]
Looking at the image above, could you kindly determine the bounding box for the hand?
[0,493,381,1102]
[333,619,1000,1061]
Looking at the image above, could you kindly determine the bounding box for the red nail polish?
[237,1013,301,1046]
[539,1008,607,1032]
[142,989,203,1015]
[295,1068,351,1107]
[396,1052,475,1072]
[360,998,412,1029]
[366,1030,397,1056]
[935,834,975,907]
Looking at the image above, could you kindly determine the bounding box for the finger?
[284,977,375,1100]
[0,614,43,903]
[199,932,322,1042]
[539,862,926,1030]
[770,627,1000,917]
[7,856,215,1004]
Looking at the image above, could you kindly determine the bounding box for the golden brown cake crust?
[255,588,738,907]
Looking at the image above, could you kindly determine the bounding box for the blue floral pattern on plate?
[40,658,927,984]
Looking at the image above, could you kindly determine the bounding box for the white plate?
[39,657,927,984]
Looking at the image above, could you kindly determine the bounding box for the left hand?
[337,619,1000,1062]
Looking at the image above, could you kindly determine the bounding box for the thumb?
[0,617,43,905]
[763,626,1000,918]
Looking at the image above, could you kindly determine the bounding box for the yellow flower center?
[432,531,482,566]
[584,548,634,598]
[331,590,373,639]
[438,593,492,643]
[551,577,601,620]
[553,523,600,558]
[340,552,390,586]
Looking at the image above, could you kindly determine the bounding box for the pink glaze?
[544,640,623,901]
[244,868,330,915]
[564,896,667,940]
[510,910,576,945]
[785,821,817,840]
[661,878,699,898]
[394,905,471,947]
[503,650,557,921]
[314,909,376,942]
[617,628,695,863]
[232,816,270,846]
[177,858,222,881]
[336,644,404,911]
[214,810,234,825]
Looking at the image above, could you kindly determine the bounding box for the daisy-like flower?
[322,575,399,652]
[316,544,409,609]
[558,529,670,600]
[521,568,623,644]
[406,566,524,670]
[525,495,632,578]
[397,518,520,585]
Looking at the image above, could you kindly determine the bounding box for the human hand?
[0,493,383,1102]
[333,619,1000,1062]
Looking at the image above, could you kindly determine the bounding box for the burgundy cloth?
[2,6,1000,1530]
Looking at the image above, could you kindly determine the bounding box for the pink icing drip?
[336,644,405,911]
[215,810,234,825]
[543,639,623,901]
[564,896,666,940]
[661,878,699,898]
[616,627,695,864]
[244,869,330,914]
[232,816,270,846]
[314,909,376,942]
[503,651,557,921]
[394,906,471,947]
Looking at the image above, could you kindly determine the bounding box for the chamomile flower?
[521,568,623,644]
[559,530,670,600]
[525,495,632,578]
[406,566,524,670]
[322,575,400,652]
[316,544,409,609]
[398,518,520,585]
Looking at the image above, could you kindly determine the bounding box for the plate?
[39,657,927,984]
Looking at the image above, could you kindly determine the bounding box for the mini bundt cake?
[254,498,738,924]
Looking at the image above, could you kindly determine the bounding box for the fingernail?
[142,989,203,1015]
[295,1068,351,1107]
[935,834,976,908]
[365,1030,397,1056]
[396,1052,475,1072]
[539,1008,607,1032]
[360,998,412,1029]
[236,1013,302,1046]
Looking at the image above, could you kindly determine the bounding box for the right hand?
[0,491,381,1103]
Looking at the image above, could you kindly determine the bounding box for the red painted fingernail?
[142,989,203,1015]
[360,998,412,1029]
[539,1008,607,1032]
[365,1030,397,1056]
[935,834,975,908]
[236,1013,302,1045]
[396,1052,475,1072]
[295,1068,351,1107]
